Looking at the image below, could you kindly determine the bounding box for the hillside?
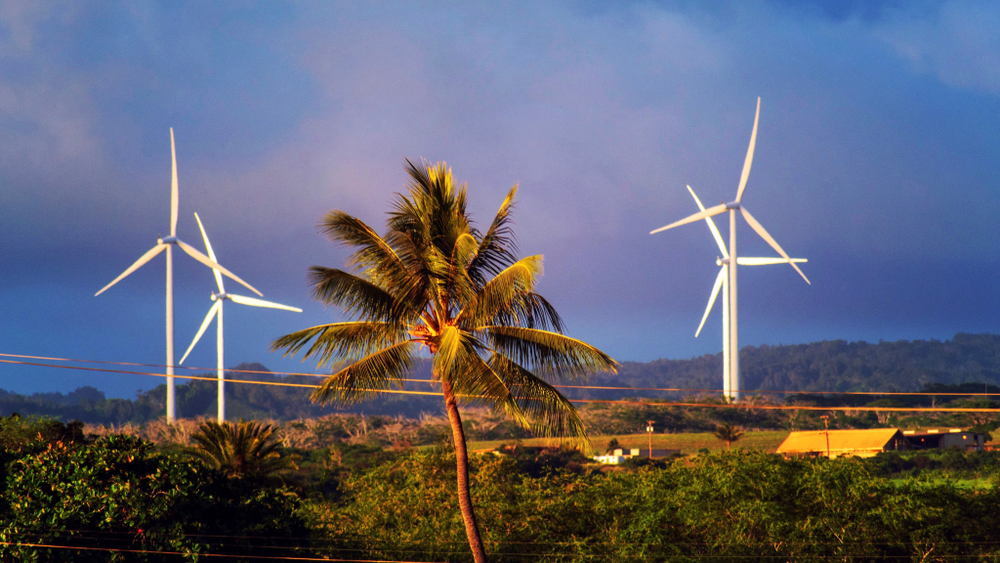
[2,332,998,424]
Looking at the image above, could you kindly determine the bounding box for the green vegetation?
[0,415,306,561]
[271,161,615,563]
[4,414,1000,560]
[186,419,296,480]
[713,422,745,450]
[307,448,1000,561]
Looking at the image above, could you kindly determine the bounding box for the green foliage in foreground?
[306,449,1000,562]
[0,419,306,561]
[4,414,1000,561]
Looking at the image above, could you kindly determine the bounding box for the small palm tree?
[272,160,616,563]
[713,422,744,450]
[606,438,621,454]
[186,419,295,479]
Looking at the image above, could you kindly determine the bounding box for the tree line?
[4,332,999,426]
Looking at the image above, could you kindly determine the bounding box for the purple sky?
[2,1,999,398]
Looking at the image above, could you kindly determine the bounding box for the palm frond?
[490,354,590,448]
[308,267,418,322]
[482,326,617,380]
[311,341,418,405]
[383,230,434,311]
[468,185,519,284]
[445,232,479,312]
[508,292,565,332]
[458,255,541,329]
[432,324,464,378]
[392,160,471,276]
[319,212,411,289]
[270,321,408,368]
[186,420,295,479]
[435,335,513,410]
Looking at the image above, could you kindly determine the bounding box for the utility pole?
[646,420,655,459]
[821,415,831,459]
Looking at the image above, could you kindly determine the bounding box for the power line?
[0,541,444,562]
[3,352,999,398]
[3,357,1000,414]
[0,358,442,396]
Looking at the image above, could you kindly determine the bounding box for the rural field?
[471,429,790,455]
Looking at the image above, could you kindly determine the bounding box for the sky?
[1,0,999,399]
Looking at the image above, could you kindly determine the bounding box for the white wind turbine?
[179,212,302,422]
[651,98,810,400]
[685,185,807,400]
[95,129,262,423]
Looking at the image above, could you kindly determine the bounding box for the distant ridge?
[2,333,997,424]
[596,332,1000,399]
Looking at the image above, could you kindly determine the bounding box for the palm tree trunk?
[442,380,488,563]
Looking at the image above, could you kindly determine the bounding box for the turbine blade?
[651,203,727,235]
[229,293,303,312]
[179,301,221,365]
[735,97,760,203]
[194,212,225,293]
[170,128,179,237]
[95,244,167,296]
[737,257,808,266]
[175,239,263,296]
[740,207,810,284]
[696,267,727,338]
[687,185,728,258]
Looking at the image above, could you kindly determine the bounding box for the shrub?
[0,434,306,561]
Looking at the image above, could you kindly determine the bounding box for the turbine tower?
[651,98,810,400]
[686,185,806,400]
[179,213,302,422]
[95,129,262,423]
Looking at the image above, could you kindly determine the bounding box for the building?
[776,428,909,459]
[902,428,984,451]
[592,448,679,464]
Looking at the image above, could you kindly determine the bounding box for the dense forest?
[2,333,999,425]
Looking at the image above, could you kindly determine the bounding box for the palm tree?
[713,422,745,450]
[186,419,295,480]
[272,160,616,563]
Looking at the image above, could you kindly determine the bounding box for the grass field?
[470,430,791,455]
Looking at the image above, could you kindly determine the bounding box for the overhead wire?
[1,355,999,413]
[4,537,1000,560]
[2,352,998,400]
[0,541,445,562]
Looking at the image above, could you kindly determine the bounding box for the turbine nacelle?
[650,98,811,402]
[180,211,302,423]
[158,235,179,245]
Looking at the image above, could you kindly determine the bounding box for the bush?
[0,434,307,561]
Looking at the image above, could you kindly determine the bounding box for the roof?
[776,428,903,455]
[902,428,969,436]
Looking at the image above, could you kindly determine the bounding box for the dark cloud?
[1,2,998,398]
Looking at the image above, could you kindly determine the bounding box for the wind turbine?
[651,98,810,400]
[179,212,302,422]
[95,129,262,423]
[685,185,807,400]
